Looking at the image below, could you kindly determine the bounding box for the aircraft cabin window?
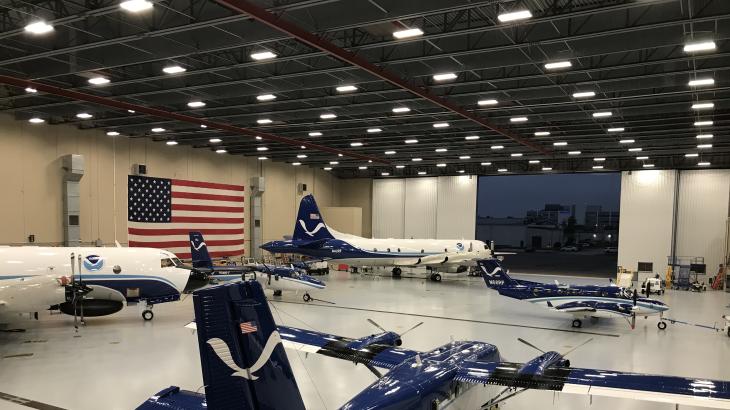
[161,258,175,268]
[374,248,378,252]
[387,248,391,252]
[444,248,448,252]
[397,248,401,252]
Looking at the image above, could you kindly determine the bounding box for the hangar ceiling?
[0,0,728,178]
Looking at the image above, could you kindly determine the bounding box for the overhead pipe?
[0,75,389,164]
[214,0,551,155]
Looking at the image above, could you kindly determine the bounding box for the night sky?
[477,173,621,224]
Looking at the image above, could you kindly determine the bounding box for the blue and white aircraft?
[478,259,670,330]
[138,280,730,410]
[188,232,325,302]
[262,194,491,281]
[0,246,192,322]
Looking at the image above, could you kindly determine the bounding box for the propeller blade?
[517,337,545,354]
[562,338,593,357]
[399,321,424,337]
[367,318,388,333]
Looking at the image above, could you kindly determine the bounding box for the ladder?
[711,265,726,290]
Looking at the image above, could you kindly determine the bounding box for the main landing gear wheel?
[142,310,154,321]
[430,273,442,282]
[273,290,282,296]
[657,321,667,330]
[572,319,582,328]
[302,293,312,302]
[392,267,402,278]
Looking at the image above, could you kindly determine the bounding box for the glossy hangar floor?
[1,272,729,410]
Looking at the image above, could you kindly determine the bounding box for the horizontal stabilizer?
[278,325,419,369]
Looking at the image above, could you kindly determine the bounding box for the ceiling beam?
[214,0,551,155]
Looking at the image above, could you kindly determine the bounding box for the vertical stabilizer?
[189,232,213,269]
[193,281,305,410]
[478,259,517,289]
[292,194,334,241]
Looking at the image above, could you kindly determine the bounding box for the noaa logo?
[456,242,465,251]
[83,255,104,271]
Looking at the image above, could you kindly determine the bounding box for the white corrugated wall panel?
[675,169,730,273]
[372,179,405,238]
[436,175,477,239]
[617,170,677,273]
[404,177,438,238]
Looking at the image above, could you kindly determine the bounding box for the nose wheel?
[657,321,667,330]
[142,309,154,321]
[571,319,582,328]
[303,293,312,302]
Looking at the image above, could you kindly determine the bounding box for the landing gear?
[142,309,154,321]
[571,319,582,328]
[302,293,312,302]
[273,290,282,296]
[657,321,667,330]
[430,273,442,282]
[392,267,402,278]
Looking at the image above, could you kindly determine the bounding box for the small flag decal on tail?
[240,321,258,334]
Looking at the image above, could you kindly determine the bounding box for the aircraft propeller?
[366,318,424,346]
[517,337,593,358]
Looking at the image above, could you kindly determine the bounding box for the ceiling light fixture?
[120,0,153,12]
[685,153,699,157]
[162,65,186,74]
[28,117,45,124]
[106,131,119,136]
[697,144,712,149]
[257,118,273,124]
[684,40,716,53]
[568,151,581,155]
[25,87,37,93]
[688,78,714,87]
[593,165,604,169]
[433,122,449,128]
[628,147,642,152]
[292,162,301,166]
[491,145,504,150]
[258,156,268,160]
[637,156,649,160]
[417,171,427,175]
[498,168,508,172]
[404,139,418,144]
[698,162,711,166]
[320,113,337,119]
[324,167,332,171]
[393,28,424,39]
[544,61,572,70]
[497,10,532,22]
[511,153,523,157]
[76,112,93,119]
[478,99,498,106]
[592,111,612,118]
[251,51,277,60]
[381,172,390,176]
[166,141,178,146]
[200,124,207,128]
[384,151,396,155]
[459,155,471,159]
[395,165,405,169]
[696,134,713,139]
[607,127,625,132]
[336,85,357,92]
[694,120,713,126]
[553,141,568,146]
[572,91,595,98]
[619,139,635,144]
[187,101,205,108]
[433,73,457,81]
[215,149,227,154]
[350,142,363,147]
[542,167,552,171]
[435,148,448,152]
[692,102,714,110]
[367,128,382,133]
[529,160,540,164]
[594,157,606,162]
[534,131,550,136]
[297,154,307,159]
[88,76,110,85]
[257,147,269,151]
[209,138,222,143]
[643,164,655,168]
[392,107,411,113]
[437,163,447,167]
[465,135,480,140]
[151,127,165,132]
[24,21,53,34]
[510,116,528,122]
[308,132,322,137]
[481,162,492,166]
[329,161,339,165]
[257,94,276,101]
[412,158,422,162]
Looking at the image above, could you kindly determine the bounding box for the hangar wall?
[372,175,477,240]
[0,114,339,254]
[618,169,730,275]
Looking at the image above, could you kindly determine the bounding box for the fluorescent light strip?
[698,162,711,166]
[478,99,498,106]
[336,85,357,92]
[251,51,277,60]
[257,94,276,101]
[511,153,523,157]
[465,135,480,140]
[392,107,410,113]
[384,151,396,155]
[510,116,528,122]
[688,78,714,87]
[692,102,714,110]
[433,73,457,81]
[694,121,713,126]
[120,0,153,12]
[393,28,424,39]
[594,157,606,162]
[572,91,595,98]
[544,61,572,70]
[619,139,635,144]
[568,151,581,155]
[187,101,205,108]
[696,134,713,139]
[534,131,550,136]
[592,111,612,118]
[367,128,382,133]
[607,127,625,132]
[320,113,337,119]
[257,119,272,124]
[684,41,716,53]
[553,141,568,146]
[308,132,322,137]
[433,122,449,128]
[163,65,186,74]
[498,10,532,22]
[404,139,418,144]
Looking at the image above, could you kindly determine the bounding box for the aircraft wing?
[392,252,484,267]
[551,301,633,317]
[277,325,419,369]
[456,361,730,409]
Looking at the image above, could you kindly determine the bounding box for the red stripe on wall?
[172,191,245,202]
[128,228,244,236]
[171,204,244,213]
[171,216,245,224]
[129,239,245,248]
[172,179,245,191]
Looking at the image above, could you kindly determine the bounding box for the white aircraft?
[261,195,492,281]
[0,246,191,322]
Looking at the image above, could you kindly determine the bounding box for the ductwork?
[61,154,84,246]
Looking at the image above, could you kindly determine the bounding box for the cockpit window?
[171,258,182,267]
[161,258,176,268]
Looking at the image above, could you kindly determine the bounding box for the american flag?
[239,321,258,334]
[127,175,245,259]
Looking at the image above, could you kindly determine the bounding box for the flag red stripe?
[172,179,245,191]
[129,239,244,248]
[171,204,244,213]
[171,216,244,224]
[175,249,245,259]
[172,191,245,202]
[128,228,244,236]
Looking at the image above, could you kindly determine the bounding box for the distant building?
[525,204,575,225]
[476,217,563,249]
[584,205,619,230]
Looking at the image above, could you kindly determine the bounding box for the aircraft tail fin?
[477,259,517,289]
[193,281,305,410]
[292,194,335,241]
[189,232,213,269]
